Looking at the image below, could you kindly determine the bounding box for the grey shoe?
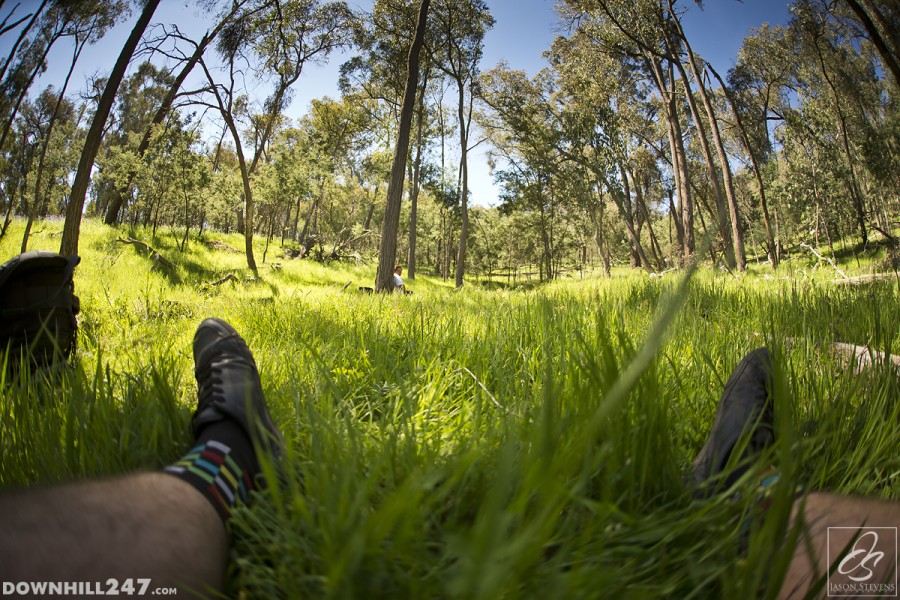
[191,318,285,459]
[692,348,775,492]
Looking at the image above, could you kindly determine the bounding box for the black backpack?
[0,251,80,369]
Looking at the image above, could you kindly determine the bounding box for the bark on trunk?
[22,32,83,252]
[674,58,734,267]
[454,80,472,288]
[408,67,429,280]
[60,0,162,257]
[667,7,745,269]
[707,64,778,268]
[375,0,430,292]
[650,57,692,262]
[104,15,231,224]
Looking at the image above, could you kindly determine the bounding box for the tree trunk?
[197,51,258,270]
[104,16,231,224]
[292,195,303,239]
[707,64,778,268]
[589,193,611,276]
[592,165,653,273]
[842,0,900,85]
[300,177,324,249]
[667,7,745,269]
[620,166,641,268]
[0,1,48,84]
[22,31,84,252]
[673,58,734,267]
[407,67,429,280]
[453,86,472,288]
[212,98,256,270]
[60,0,161,257]
[375,0,429,292]
[633,170,664,270]
[364,185,377,231]
[650,57,692,262]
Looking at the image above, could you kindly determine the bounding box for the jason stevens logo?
[827,527,898,597]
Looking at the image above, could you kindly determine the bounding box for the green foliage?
[2,219,898,597]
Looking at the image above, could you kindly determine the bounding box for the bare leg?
[0,473,226,598]
[779,492,900,599]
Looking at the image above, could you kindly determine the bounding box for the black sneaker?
[692,348,775,493]
[191,318,285,459]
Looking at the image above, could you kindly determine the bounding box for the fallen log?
[830,342,900,375]
[754,334,899,376]
[117,237,175,271]
[209,273,237,287]
[834,273,895,285]
[202,239,239,253]
[799,242,848,279]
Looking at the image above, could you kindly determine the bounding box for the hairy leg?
[779,492,900,599]
[0,472,227,597]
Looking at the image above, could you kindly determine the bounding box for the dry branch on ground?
[116,237,175,271]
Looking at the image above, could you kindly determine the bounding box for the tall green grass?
[2,218,898,598]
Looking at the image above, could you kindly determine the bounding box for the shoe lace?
[196,363,225,406]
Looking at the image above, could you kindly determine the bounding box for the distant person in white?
[393,265,407,293]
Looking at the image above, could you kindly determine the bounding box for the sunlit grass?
[1,218,898,598]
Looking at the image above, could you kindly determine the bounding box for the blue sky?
[5,0,794,206]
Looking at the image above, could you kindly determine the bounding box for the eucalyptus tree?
[840,0,899,86]
[478,65,567,279]
[549,30,656,272]
[340,0,419,116]
[729,24,794,155]
[664,0,747,269]
[561,0,694,264]
[339,0,441,278]
[98,113,209,241]
[103,0,261,224]
[729,24,796,261]
[19,86,81,251]
[430,0,493,288]
[709,63,778,268]
[0,1,49,82]
[258,127,315,244]
[784,0,891,246]
[375,0,430,292]
[0,1,126,158]
[174,140,212,251]
[0,98,40,239]
[21,4,110,251]
[205,145,244,233]
[794,0,867,245]
[91,62,175,220]
[728,0,895,252]
[296,95,371,252]
[61,0,162,258]
[195,0,355,271]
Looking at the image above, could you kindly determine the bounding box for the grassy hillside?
[2,218,898,598]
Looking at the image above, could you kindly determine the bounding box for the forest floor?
[2,218,898,598]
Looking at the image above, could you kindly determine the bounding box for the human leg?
[0,318,284,597]
[0,473,227,594]
[692,348,899,597]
